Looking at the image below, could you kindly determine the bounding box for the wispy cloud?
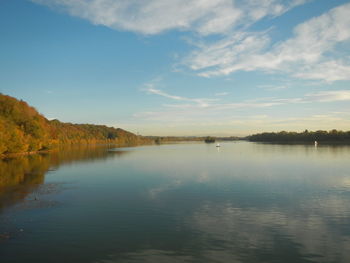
[139,85,350,126]
[146,87,350,110]
[185,31,270,72]
[32,0,307,35]
[305,90,350,102]
[144,82,218,108]
[184,2,350,82]
[31,0,350,83]
[34,0,350,83]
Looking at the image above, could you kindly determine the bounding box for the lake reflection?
[1,142,350,263]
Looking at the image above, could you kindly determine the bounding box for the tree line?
[247,130,350,143]
[0,93,151,155]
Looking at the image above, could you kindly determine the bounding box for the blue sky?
[1,0,350,136]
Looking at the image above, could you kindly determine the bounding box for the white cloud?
[295,60,350,82]
[186,31,270,73]
[32,0,349,83]
[32,0,307,35]
[305,90,350,102]
[185,2,350,82]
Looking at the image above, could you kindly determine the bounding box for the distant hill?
[0,93,151,155]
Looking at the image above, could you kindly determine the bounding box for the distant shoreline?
[248,140,350,145]
[247,130,350,144]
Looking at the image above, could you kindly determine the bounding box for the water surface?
[1,142,350,262]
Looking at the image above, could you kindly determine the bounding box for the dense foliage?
[0,93,150,155]
[248,130,350,143]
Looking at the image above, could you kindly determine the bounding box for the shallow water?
[1,142,350,263]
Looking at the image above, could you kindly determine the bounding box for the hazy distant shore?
[247,130,350,144]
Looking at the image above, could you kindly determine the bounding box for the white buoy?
[314,140,318,147]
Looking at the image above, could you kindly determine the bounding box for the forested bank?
[0,93,152,156]
[247,130,350,143]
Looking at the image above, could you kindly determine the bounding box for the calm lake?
[1,141,350,263]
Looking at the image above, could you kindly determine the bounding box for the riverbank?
[0,93,154,156]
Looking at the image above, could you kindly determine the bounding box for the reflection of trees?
[0,155,47,212]
[49,144,128,168]
[0,145,128,212]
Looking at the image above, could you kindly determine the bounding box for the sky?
[0,0,350,136]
